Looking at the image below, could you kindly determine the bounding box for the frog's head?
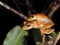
[28,14,37,21]
[22,21,34,30]
[28,14,45,21]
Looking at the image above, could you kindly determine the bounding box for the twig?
[42,2,53,15]
[0,1,28,20]
[42,34,46,45]
[53,31,60,45]
[13,0,23,13]
[26,0,31,15]
[48,35,55,41]
[26,0,36,14]
[48,1,60,18]
[45,2,53,14]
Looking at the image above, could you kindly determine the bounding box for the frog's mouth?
[22,26,33,30]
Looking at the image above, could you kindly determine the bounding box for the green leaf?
[50,31,57,38]
[3,25,28,45]
[32,29,42,45]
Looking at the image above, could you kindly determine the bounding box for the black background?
[0,0,60,45]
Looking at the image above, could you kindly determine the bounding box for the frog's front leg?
[39,28,46,45]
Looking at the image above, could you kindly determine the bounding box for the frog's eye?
[31,15,34,18]
[27,24,30,27]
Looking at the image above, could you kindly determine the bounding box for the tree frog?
[22,20,54,34]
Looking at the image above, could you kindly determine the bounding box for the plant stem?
[53,31,60,45]
[0,1,28,20]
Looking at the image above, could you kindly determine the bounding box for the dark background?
[0,0,60,45]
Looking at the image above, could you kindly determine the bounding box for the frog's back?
[35,14,53,23]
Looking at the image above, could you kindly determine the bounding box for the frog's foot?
[44,28,54,34]
[40,28,54,34]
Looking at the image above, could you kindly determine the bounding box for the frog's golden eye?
[27,24,30,27]
[31,15,34,18]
